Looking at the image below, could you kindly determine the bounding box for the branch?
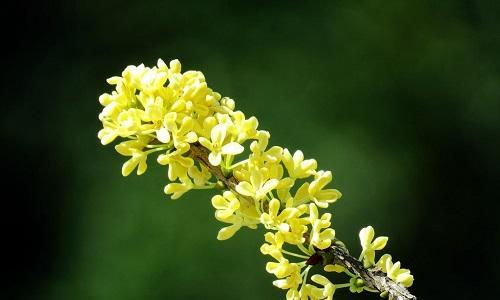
[189,142,239,191]
[188,142,255,207]
[189,142,416,300]
[310,245,417,300]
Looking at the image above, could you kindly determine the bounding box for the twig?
[309,245,416,300]
[188,142,254,207]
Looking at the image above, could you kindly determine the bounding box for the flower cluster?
[98,59,414,299]
[359,226,414,288]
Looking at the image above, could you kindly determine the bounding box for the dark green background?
[5,0,499,299]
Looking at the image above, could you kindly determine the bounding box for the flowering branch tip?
[97,58,416,300]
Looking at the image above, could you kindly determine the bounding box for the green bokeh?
[8,1,499,299]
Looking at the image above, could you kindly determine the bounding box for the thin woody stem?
[309,245,417,300]
[188,142,416,300]
[188,142,254,207]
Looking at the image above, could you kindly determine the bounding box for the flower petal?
[198,137,213,150]
[208,151,222,166]
[359,226,375,248]
[217,224,241,240]
[235,181,255,197]
[261,179,279,195]
[211,124,226,145]
[372,236,389,250]
[156,127,171,143]
[221,142,244,155]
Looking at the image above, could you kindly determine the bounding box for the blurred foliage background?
[4,0,499,299]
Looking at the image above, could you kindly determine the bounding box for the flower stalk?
[311,245,416,300]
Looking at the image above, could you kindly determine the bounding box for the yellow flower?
[98,126,118,145]
[359,226,388,268]
[285,288,300,300]
[238,196,260,220]
[260,198,300,229]
[250,130,270,153]
[272,264,302,290]
[281,217,308,245]
[308,171,342,208]
[215,214,243,241]
[121,152,147,176]
[98,90,126,108]
[164,176,193,200]
[193,116,217,141]
[143,96,165,122]
[236,170,279,201]
[157,143,193,181]
[115,108,145,136]
[211,191,240,220]
[231,111,259,143]
[177,71,214,117]
[291,182,311,206]
[199,124,244,166]
[137,66,168,95]
[307,274,336,300]
[377,254,414,287]
[220,97,235,110]
[260,232,285,261]
[164,112,197,148]
[308,204,335,250]
[282,149,317,179]
[115,138,151,176]
[266,259,298,278]
[249,131,282,165]
[98,99,124,122]
[168,58,182,74]
[188,164,212,186]
[288,171,341,208]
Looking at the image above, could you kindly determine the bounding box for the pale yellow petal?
[372,236,389,250]
[235,181,255,197]
[221,142,244,155]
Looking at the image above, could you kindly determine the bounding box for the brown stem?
[311,245,417,300]
[188,142,416,300]
[188,142,254,207]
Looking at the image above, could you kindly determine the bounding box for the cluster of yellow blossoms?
[98,59,413,299]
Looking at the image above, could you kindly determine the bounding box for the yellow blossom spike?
[97,59,414,300]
